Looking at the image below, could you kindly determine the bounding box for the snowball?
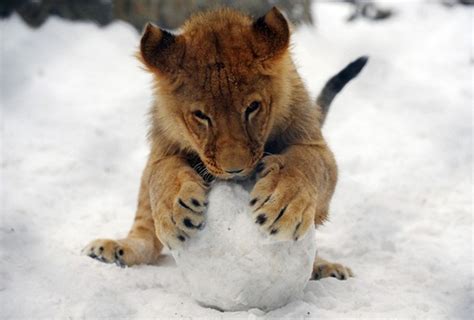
[171,181,316,311]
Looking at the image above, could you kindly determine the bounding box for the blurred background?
[1,0,472,32]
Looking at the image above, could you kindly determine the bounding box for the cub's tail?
[317,56,369,126]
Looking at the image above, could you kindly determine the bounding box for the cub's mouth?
[188,156,261,182]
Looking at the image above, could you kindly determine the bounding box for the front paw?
[82,239,131,267]
[250,155,316,241]
[154,177,208,250]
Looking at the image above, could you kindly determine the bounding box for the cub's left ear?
[139,23,186,75]
[252,7,290,60]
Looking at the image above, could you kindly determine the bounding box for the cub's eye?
[193,110,211,124]
[245,101,261,120]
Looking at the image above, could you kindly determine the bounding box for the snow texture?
[172,181,316,312]
[1,1,472,319]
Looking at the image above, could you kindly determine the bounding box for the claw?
[253,195,271,212]
[114,257,126,268]
[183,217,204,230]
[178,198,199,213]
[92,254,107,263]
[292,221,302,240]
[197,222,206,230]
[269,205,287,229]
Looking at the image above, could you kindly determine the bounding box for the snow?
[1,1,472,318]
[172,181,316,312]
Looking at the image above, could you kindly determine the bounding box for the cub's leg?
[83,162,163,267]
[147,156,208,251]
[311,256,354,281]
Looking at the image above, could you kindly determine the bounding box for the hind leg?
[83,162,163,266]
[311,256,354,280]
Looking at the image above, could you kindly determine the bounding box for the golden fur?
[84,7,352,280]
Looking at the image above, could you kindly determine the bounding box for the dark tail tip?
[346,56,369,78]
[328,55,369,94]
[344,55,369,80]
[317,55,369,125]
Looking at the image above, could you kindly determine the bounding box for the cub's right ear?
[139,23,185,74]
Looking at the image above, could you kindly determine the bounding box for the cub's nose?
[225,168,244,174]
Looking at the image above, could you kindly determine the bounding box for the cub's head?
[139,7,292,179]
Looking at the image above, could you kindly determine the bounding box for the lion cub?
[83,7,367,280]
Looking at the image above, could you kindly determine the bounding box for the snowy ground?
[1,1,472,319]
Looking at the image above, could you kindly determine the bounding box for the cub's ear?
[139,23,185,74]
[252,7,290,60]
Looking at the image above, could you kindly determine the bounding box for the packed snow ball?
[171,181,316,311]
